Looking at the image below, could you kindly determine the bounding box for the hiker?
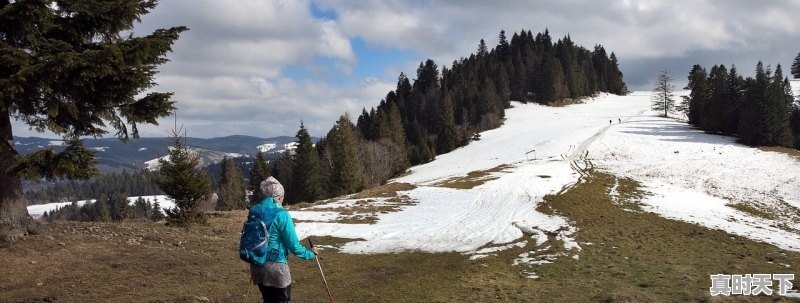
[618,118,621,123]
[609,120,612,124]
[248,176,317,303]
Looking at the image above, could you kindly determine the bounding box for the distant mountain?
[13,135,313,173]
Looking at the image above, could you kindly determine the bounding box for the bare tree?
[652,69,677,117]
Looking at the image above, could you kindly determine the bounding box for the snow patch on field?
[592,114,800,251]
[296,94,649,260]
[289,211,340,222]
[29,195,175,218]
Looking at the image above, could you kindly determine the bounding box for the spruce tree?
[272,151,294,201]
[151,200,165,221]
[767,65,793,146]
[291,122,323,204]
[704,65,729,133]
[436,89,458,154]
[0,0,185,240]
[384,103,410,174]
[477,39,489,57]
[249,150,270,203]
[216,157,247,210]
[328,114,365,196]
[739,62,770,145]
[651,69,676,117]
[108,192,131,222]
[95,197,111,223]
[154,130,211,226]
[792,52,800,79]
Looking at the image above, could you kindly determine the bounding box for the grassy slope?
[2,171,799,302]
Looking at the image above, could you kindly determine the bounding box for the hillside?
[7,91,800,302]
[13,135,303,173]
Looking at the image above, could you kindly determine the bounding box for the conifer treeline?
[683,62,797,148]
[274,29,627,204]
[25,170,162,205]
[44,194,165,222]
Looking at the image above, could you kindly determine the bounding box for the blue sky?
[11,0,800,139]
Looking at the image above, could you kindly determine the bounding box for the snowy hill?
[292,91,800,260]
[13,135,301,172]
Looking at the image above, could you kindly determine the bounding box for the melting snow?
[592,106,800,251]
[296,94,648,259]
[29,195,175,218]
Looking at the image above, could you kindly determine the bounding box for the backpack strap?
[248,220,270,250]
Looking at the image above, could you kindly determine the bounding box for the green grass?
[727,203,779,221]
[3,170,799,302]
[434,165,513,189]
[290,171,800,302]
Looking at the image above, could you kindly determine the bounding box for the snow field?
[592,114,800,251]
[28,195,176,218]
[294,93,648,268]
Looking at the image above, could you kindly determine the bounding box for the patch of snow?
[28,200,95,218]
[90,147,108,152]
[465,241,527,259]
[257,143,277,153]
[593,112,800,251]
[289,211,340,222]
[144,155,169,171]
[48,140,65,146]
[296,94,647,256]
[138,147,148,152]
[283,142,298,150]
[608,178,620,204]
[126,195,176,214]
[28,195,175,218]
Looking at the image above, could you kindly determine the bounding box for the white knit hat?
[260,176,285,199]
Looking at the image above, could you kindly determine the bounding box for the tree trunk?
[0,107,32,242]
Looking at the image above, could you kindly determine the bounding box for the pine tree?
[291,122,324,204]
[739,62,771,146]
[0,0,186,240]
[95,198,111,223]
[216,157,247,210]
[249,150,271,203]
[497,30,510,61]
[792,52,800,79]
[155,130,211,226]
[108,192,132,222]
[328,114,365,196]
[704,65,729,133]
[477,39,488,57]
[651,69,676,117]
[133,197,149,218]
[272,151,294,201]
[722,65,742,135]
[766,65,793,146]
[384,103,410,174]
[436,89,458,154]
[151,200,165,221]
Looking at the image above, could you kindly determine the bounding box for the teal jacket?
[248,197,315,263]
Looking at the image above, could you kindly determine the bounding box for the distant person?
[248,177,317,303]
[609,120,612,124]
[618,118,621,123]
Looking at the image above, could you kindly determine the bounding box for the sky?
[11,0,800,139]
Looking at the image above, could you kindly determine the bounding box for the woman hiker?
[249,176,317,303]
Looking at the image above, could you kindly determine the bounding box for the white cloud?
[12,0,800,139]
[133,76,394,138]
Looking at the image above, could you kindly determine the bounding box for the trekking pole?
[308,238,335,303]
[244,272,252,303]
